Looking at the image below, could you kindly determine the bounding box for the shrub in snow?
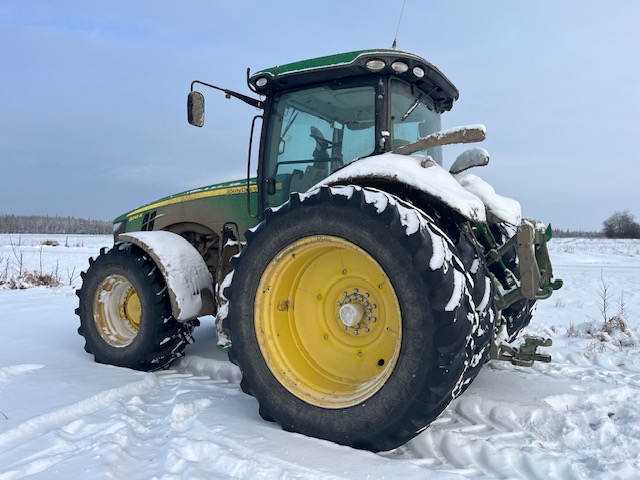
[602,210,640,239]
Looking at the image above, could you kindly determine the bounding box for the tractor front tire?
[224,186,494,451]
[76,244,196,371]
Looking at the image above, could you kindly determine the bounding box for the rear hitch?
[516,221,563,302]
[491,335,552,367]
[476,221,563,311]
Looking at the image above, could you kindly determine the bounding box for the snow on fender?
[454,173,522,225]
[317,153,487,222]
[119,231,215,322]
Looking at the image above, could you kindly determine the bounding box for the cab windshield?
[390,80,443,164]
[263,83,376,207]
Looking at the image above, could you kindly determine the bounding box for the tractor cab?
[189,49,460,212]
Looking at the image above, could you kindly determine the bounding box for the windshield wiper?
[401,99,420,122]
[282,111,299,139]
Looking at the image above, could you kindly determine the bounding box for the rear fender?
[317,153,487,222]
[454,173,521,226]
[118,231,215,322]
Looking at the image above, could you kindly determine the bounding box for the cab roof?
[249,49,459,112]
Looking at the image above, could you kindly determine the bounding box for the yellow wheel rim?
[255,235,402,408]
[93,274,142,347]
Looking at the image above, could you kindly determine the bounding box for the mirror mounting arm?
[190,80,263,109]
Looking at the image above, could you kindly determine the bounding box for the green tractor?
[76,49,561,451]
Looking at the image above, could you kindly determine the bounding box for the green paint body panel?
[114,178,258,241]
[248,48,458,112]
[253,49,388,77]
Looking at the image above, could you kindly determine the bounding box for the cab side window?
[264,84,376,207]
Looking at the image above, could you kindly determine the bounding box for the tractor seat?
[289,165,327,194]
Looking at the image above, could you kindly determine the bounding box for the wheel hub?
[338,302,363,327]
[93,274,141,348]
[336,288,377,335]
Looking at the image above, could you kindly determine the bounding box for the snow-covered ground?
[1,234,639,479]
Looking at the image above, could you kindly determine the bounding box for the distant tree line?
[552,229,603,238]
[3,212,637,238]
[0,215,111,234]
[556,210,640,239]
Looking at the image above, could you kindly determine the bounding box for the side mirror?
[187,91,205,127]
[449,147,490,174]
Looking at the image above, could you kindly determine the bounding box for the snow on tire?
[76,244,197,371]
[223,185,495,451]
[440,218,496,395]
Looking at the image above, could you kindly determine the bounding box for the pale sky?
[1,1,639,231]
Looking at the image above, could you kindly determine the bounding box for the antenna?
[391,0,407,49]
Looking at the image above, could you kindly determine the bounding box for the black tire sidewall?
[78,246,175,370]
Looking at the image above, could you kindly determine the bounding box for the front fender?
[118,231,215,322]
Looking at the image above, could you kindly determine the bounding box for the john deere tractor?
[76,49,561,451]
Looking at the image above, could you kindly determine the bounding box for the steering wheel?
[310,126,334,149]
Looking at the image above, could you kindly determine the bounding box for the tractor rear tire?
[224,186,494,451]
[76,244,196,371]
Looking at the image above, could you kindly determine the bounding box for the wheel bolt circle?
[334,288,378,336]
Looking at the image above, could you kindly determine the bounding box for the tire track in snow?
[0,364,243,479]
[440,400,584,478]
[0,365,44,382]
[0,374,160,479]
[0,358,347,480]
[391,394,584,480]
[384,354,640,480]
